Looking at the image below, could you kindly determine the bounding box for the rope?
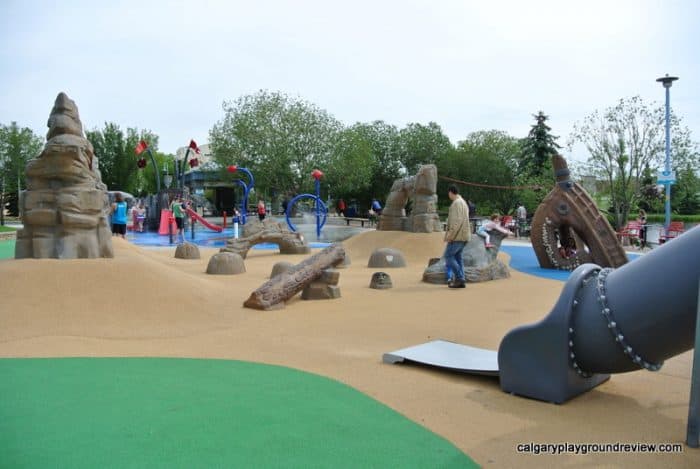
[439,175,544,191]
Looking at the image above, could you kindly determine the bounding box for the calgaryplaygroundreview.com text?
[516,442,684,455]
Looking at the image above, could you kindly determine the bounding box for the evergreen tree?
[520,111,561,177]
[637,164,663,213]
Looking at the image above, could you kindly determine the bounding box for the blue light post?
[656,74,679,235]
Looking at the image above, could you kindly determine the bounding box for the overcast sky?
[1,0,698,163]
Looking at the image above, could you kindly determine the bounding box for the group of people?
[443,185,516,289]
[112,194,189,241]
[109,194,146,239]
[335,198,382,218]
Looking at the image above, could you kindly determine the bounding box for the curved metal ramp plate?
[383,339,499,376]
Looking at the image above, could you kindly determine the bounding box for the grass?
[0,225,17,232]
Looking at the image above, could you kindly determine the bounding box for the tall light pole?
[656,74,678,235]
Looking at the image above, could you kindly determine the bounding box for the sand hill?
[0,231,697,467]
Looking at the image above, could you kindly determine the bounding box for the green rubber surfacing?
[0,357,477,468]
[0,239,15,259]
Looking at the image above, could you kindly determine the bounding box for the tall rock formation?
[377,164,442,233]
[15,93,114,259]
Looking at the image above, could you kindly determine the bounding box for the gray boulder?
[423,231,510,283]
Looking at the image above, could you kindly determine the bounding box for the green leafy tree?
[348,121,403,208]
[86,124,159,193]
[397,122,453,175]
[439,130,520,215]
[209,90,342,199]
[568,95,697,229]
[520,111,561,178]
[672,163,700,215]
[0,122,44,222]
[325,127,374,202]
[133,150,174,196]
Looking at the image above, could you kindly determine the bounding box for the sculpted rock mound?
[174,242,200,259]
[206,252,245,275]
[15,93,113,259]
[222,219,310,259]
[367,248,407,268]
[378,164,442,233]
[422,231,510,283]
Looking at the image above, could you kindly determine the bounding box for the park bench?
[659,221,685,244]
[617,221,642,246]
[345,217,374,228]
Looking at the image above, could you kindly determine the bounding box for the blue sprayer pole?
[315,177,321,238]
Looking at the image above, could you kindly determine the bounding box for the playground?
[1,229,698,467]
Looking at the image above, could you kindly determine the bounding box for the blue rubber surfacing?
[500,245,639,282]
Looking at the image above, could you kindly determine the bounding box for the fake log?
[243,244,346,310]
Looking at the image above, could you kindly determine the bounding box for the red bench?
[617,221,642,245]
[659,221,685,244]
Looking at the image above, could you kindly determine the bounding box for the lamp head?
[656,74,679,88]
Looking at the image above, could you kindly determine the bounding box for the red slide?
[185,207,223,232]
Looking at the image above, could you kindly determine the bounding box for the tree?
[568,95,698,229]
[325,127,374,201]
[133,150,173,196]
[520,111,561,178]
[86,124,159,193]
[209,90,342,199]
[349,121,403,208]
[397,122,453,175]
[440,130,521,215]
[637,164,664,213]
[0,122,44,223]
[672,163,700,215]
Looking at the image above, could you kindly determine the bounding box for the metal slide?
[384,226,699,403]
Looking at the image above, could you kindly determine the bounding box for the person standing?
[337,198,346,217]
[467,199,476,218]
[257,199,266,222]
[371,198,383,216]
[637,209,648,249]
[516,202,527,238]
[443,185,470,288]
[134,202,146,232]
[110,192,128,239]
[170,195,186,242]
